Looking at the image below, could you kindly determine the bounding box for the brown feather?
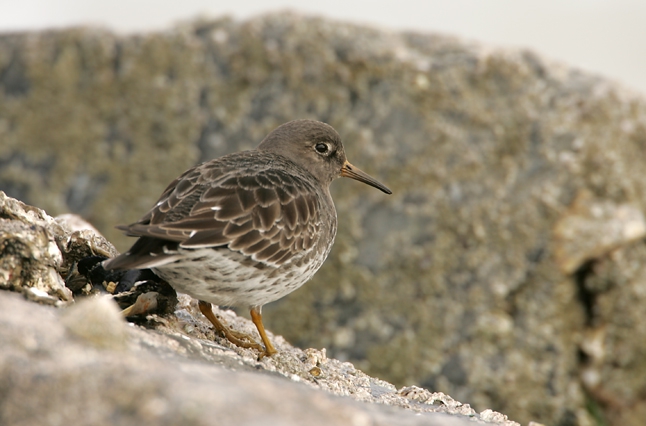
[108,148,337,267]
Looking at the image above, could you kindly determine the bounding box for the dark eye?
[315,143,329,154]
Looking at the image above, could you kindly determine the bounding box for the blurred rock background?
[2,12,646,426]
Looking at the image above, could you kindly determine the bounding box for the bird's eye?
[315,143,329,154]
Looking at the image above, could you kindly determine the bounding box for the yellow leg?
[198,301,263,352]
[250,306,277,357]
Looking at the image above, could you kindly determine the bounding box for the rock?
[1,190,175,318]
[0,289,516,426]
[2,12,646,424]
[0,194,72,305]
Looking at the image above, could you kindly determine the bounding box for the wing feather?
[110,152,330,268]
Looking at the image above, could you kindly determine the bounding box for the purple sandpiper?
[103,120,392,356]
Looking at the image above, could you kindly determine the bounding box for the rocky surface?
[0,192,517,426]
[2,12,646,425]
[1,291,500,426]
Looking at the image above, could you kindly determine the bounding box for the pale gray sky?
[2,0,645,94]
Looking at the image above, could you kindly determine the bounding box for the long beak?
[341,161,392,194]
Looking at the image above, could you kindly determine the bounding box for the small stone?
[24,287,61,305]
[121,292,160,317]
[480,409,509,422]
[105,281,117,294]
[398,385,432,402]
[60,296,128,349]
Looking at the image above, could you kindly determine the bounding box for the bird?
[103,119,392,357]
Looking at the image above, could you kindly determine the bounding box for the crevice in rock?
[573,260,596,327]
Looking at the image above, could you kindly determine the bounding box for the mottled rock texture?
[0,292,505,426]
[2,13,646,426]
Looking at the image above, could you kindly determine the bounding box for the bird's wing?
[115,156,326,267]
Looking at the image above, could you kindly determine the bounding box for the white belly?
[152,246,325,308]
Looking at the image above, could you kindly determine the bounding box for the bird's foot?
[250,306,277,358]
[198,301,267,354]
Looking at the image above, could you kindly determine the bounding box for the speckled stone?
[60,295,128,349]
[0,290,518,426]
